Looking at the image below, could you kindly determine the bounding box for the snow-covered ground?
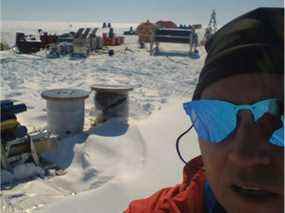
[1,21,205,212]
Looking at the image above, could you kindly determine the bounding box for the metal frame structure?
[150,28,196,56]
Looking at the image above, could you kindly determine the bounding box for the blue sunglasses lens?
[270,127,284,147]
[183,99,284,147]
[184,100,237,143]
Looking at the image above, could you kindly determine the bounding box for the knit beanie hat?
[193,7,284,100]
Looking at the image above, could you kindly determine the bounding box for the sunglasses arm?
[176,125,194,164]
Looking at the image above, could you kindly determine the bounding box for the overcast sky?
[2,0,284,26]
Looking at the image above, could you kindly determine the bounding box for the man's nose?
[228,110,272,167]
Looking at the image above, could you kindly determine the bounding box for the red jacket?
[125,156,206,213]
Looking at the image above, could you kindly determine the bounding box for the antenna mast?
[208,9,217,33]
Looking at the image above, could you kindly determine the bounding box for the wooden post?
[189,31,194,55]
[150,31,154,55]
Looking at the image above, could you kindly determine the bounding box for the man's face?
[199,73,284,213]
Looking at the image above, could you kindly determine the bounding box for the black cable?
[176,125,194,164]
[102,97,127,114]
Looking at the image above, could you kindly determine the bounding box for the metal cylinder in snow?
[41,89,89,136]
[91,84,133,122]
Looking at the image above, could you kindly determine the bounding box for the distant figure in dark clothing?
[109,28,114,38]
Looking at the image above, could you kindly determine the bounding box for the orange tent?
[156,20,177,28]
[136,20,156,43]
